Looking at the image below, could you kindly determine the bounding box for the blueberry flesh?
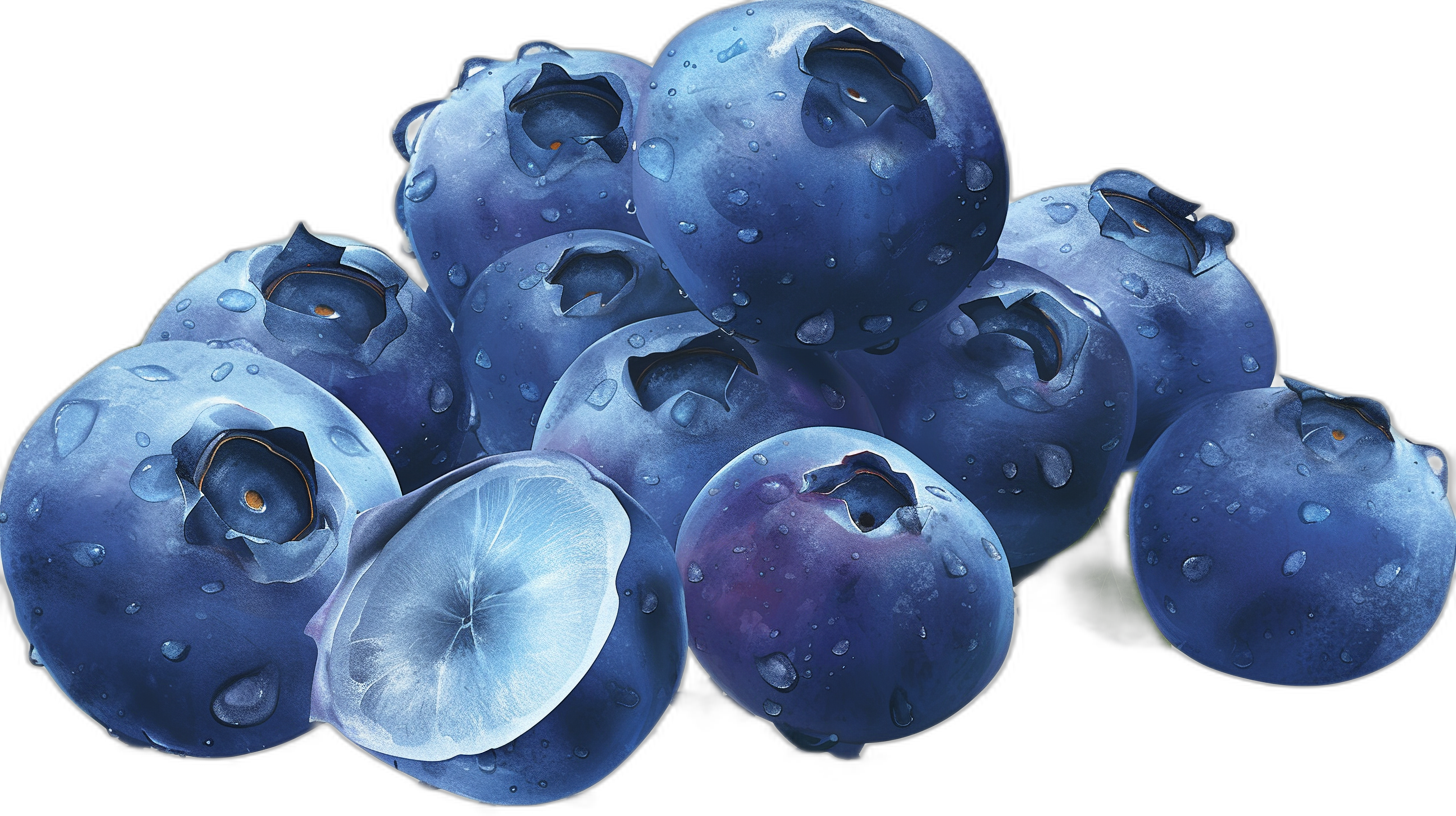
[0,342,399,755]
[632,0,1008,351]
[397,44,649,321]
[997,171,1276,464]
[1131,379,1455,685]
[142,224,479,493]
[455,230,693,454]
[307,451,686,804]
[838,259,1137,566]
[532,312,881,546]
[677,427,1013,748]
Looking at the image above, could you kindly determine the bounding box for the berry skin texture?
[0,342,399,756]
[632,0,1008,351]
[998,170,1276,465]
[1130,379,1456,685]
[676,426,1014,754]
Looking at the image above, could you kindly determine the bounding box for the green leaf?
[1048,472,1170,649]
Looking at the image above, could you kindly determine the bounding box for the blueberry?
[1131,379,1455,684]
[0,342,399,755]
[397,45,650,320]
[997,170,1276,464]
[532,312,881,545]
[677,427,1013,751]
[632,0,1007,351]
[143,224,478,493]
[309,451,685,803]
[454,230,692,454]
[838,259,1137,566]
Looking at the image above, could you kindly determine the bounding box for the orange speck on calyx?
[1332,429,1346,441]
[243,490,265,511]
[1133,220,1151,233]
[549,140,563,150]
[314,305,336,317]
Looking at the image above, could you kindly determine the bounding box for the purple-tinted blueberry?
[1131,379,1455,684]
[677,426,1013,750]
[143,224,478,493]
[838,259,1136,566]
[396,45,649,320]
[308,451,685,804]
[532,312,880,545]
[454,230,692,454]
[632,0,1007,351]
[998,170,1276,464]
[0,342,398,755]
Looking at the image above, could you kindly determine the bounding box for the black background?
[5,3,1450,810]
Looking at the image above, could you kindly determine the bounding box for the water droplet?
[246,365,259,375]
[1182,555,1213,582]
[820,382,846,410]
[628,333,646,348]
[404,165,437,202]
[749,140,760,152]
[1199,441,1229,467]
[889,688,914,727]
[607,681,641,708]
[1102,438,1121,452]
[637,138,675,181]
[1297,464,1311,477]
[1002,462,1018,479]
[1226,501,1241,514]
[216,289,257,312]
[686,562,704,583]
[1120,272,1148,298]
[909,299,928,312]
[53,400,99,459]
[1232,640,1254,669]
[125,602,141,615]
[27,495,42,520]
[921,408,936,422]
[669,392,700,427]
[201,581,225,594]
[768,91,787,101]
[1163,596,1177,614]
[763,699,783,717]
[981,538,1002,561]
[1136,323,1160,339]
[795,310,835,345]
[640,592,659,614]
[1299,502,1331,524]
[753,453,768,465]
[473,349,493,370]
[678,221,698,234]
[831,640,850,657]
[711,304,737,323]
[445,262,469,288]
[1036,444,1073,488]
[210,362,233,382]
[211,664,280,727]
[964,161,992,192]
[478,749,497,772]
[941,549,968,577]
[540,207,561,223]
[1282,551,1307,577]
[859,314,892,334]
[755,652,798,691]
[428,381,455,414]
[1241,353,1261,373]
[642,474,660,486]
[519,382,541,402]
[732,291,750,307]
[1060,243,1073,254]
[0,512,6,523]
[175,298,192,312]
[1172,484,1192,495]
[1374,562,1402,587]
[573,746,590,759]
[1045,202,1076,224]
[1340,650,1354,664]
[130,454,180,503]
[328,427,369,457]
[161,640,191,662]
[726,188,749,206]
[584,379,618,410]
[70,542,105,568]
[927,244,954,265]
[736,227,762,244]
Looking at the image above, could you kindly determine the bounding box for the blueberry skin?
[397,44,649,321]
[1130,380,1455,685]
[997,171,1276,464]
[0,342,399,755]
[455,230,692,454]
[532,312,881,545]
[838,259,1136,566]
[142,224,478,493]
[632,0,1007,351]
[309,451,686,804]
[677,426,1014,751]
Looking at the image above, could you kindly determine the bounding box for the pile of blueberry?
[3,0,1452,806]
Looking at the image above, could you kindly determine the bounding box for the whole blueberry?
[0,342,399,755]
[998,170,1276,464]
[532,312,880,545]
[143,224,478,493]
[677,426,1014,753]
[455,230,692,454]
[838,259,1136,566]
[308,451,685,804]
[1131,379,1455,685]
[397,44,649,320]
[632,0,1007,351]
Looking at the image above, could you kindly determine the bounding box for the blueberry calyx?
[545,248,637,314]
[803,452,916,533]
[1278,377,1395,468]
[507,63,630,171]
[627,332,757,412]
[961,290,1088,389]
